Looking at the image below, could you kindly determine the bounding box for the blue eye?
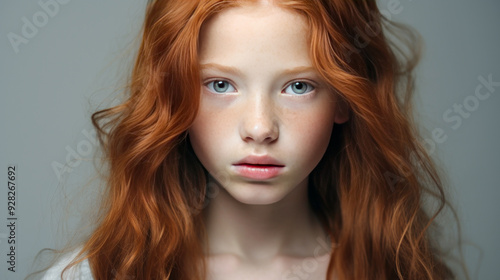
[206,80,236,94]
[284,81,314,95]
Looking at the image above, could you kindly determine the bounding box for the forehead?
[198,3,311,68]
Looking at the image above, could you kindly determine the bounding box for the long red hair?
[61,0,454,279]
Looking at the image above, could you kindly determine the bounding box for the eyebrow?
[200,63,244,77]
[200,63,316,77]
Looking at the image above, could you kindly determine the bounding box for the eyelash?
[204,79,237,94]
[203,79,316,96]
[282,81,315,95]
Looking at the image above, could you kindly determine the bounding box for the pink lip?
[233,155,284,166]
[232,155,285,180]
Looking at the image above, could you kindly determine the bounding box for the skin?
[188,2,348,279]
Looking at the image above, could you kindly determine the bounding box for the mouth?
[232,157,285,180]
[234,163,284,167]
[233,155,285,166]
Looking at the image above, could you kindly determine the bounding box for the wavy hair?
[61,0,455,279]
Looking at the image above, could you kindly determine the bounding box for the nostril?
[240,122,279,144]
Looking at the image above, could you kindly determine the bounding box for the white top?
[41,249,94,280]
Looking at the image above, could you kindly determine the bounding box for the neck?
[202,177,330,263]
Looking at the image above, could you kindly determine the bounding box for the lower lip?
[232,164,284,180]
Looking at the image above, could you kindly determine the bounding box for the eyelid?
[201,76,320,95]
[282,79,317,95]
[203,78,238,94]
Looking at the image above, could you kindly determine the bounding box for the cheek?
[285,104,336,164]
[189,114,215,159]
[188,108,233,166]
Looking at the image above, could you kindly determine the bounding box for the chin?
[223,182,291,206]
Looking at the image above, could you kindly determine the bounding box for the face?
[189,3,348,205]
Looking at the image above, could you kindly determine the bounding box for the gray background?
[1,0,499,279]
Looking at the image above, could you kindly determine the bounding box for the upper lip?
[233,155,285,166]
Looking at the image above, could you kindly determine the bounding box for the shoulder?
[41,248,94,280]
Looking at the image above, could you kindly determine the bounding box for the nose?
[239,92,279,144]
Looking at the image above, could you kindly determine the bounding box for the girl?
[42,0,456,279]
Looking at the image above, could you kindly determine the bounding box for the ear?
[334,96,350,124]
